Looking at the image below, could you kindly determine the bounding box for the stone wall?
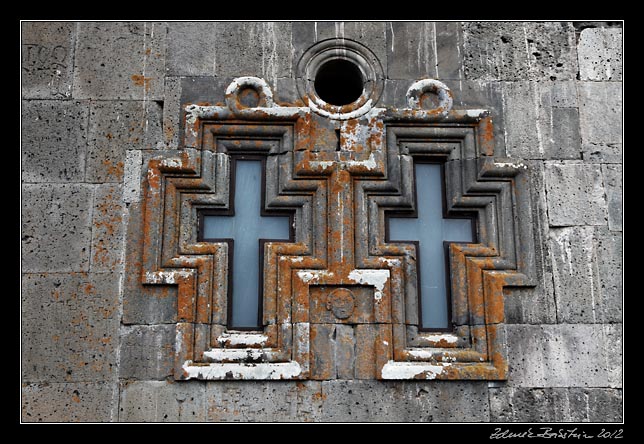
[21,21,622,422]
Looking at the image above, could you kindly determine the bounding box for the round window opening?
[314,59,364,106]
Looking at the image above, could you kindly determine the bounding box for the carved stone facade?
[22,21,622,423]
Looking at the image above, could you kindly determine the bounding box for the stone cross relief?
[140,74,535,382]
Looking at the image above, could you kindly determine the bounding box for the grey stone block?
[490,387,623,422]
[168,22,292,86]
[578,82,622,162]
[504,161,557,324]
[91,184,124,272]
[320,380,489,422]
[162,76,181,149]
[86,101,164,183]
[602,164,622,231]
[545,161,607,226]
[73,22,166,100]
[206,381,323,422]
[550,80,578,108]
[22,184,93,272]
[22,21,75,99]
[505,324,622,388]
[502,82,541,159]
[538,81,581,159]
[462,22,577,81]
[21,272,119,383]
[119,325,175,380]
[452,80,506,156]
[578,28,622,81]
[386,22,462,80]
[21,100,88,183]
[22,382,118,422]
[294,21,387,74]
[122,202,177,324]
[119,380,206,422]
[549,227,622,323]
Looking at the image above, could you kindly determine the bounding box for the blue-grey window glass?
[202,160,291,329]
[388,163,474,330]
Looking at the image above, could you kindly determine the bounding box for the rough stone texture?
[386,22,462,80]
[73,22,166,100]
[86,101,164,183]
[21,100,88,183]
[207,381,323,422]
[21,21,623,423]
[490,387,623,422]
[504,161,557,324]
[545,162,608,226]
[578,82,622,163]
[121,202,178,325]
[91,184,124,272]
[578,28,622,81]
[602,163,623,232]
[119,381,207,422]
[22,184,93,272]
[462,22,578,81]
[167,22,292,88]
[506,324,622,388]
[119,325,175,380]
[22,382,118,422]
[21,21,76,99]
[549,227,622,324]
[22,272,120,383]
[320,381,489,422]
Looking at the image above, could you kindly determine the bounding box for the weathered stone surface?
[504,161,557,324]
[206,381,323,422]
[549,227,622,323]
[21,100,88,183]
[505,324,622,388]
[320,380,489,422]
[501,82,541,159]
[293,21,387,76]
[490,387,623,422]
[22,272,119,383]
[162,76,181,149]
[578,27,622,81]
[167,22,292,86]
[578,82,622,163]
[22,184,93,272]
[91,184,124,272]
[602,164,623,231]
[73,22,166,100]
[86,101,163,183]
[462,22,577,81]
[386,22,462,80]
[545,161,607,226]
[119,380,206,422]
[22,382,118,422]
[119,325,175,380]
[21,21,75,99]
[122,202,177,324]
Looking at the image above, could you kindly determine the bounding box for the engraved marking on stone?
[325,288,355,320]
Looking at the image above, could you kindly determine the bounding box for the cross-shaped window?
[200,157,293,330]
[387,162,475,331]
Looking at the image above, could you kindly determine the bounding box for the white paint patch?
[347,269,390,292]
[494,162,528,170]
[297,270,334,284]
[378,257,401,267]
[182,361,302,380]
[380,360,450,380]
[346,153,379,171]
[465,109,489,118]
[203,348,270,361]
[424,333,459,344]
[217,332,268,347]
[144,270,192,285]
[160,158,182,169]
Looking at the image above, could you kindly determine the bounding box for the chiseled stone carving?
[138,69,535,381]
